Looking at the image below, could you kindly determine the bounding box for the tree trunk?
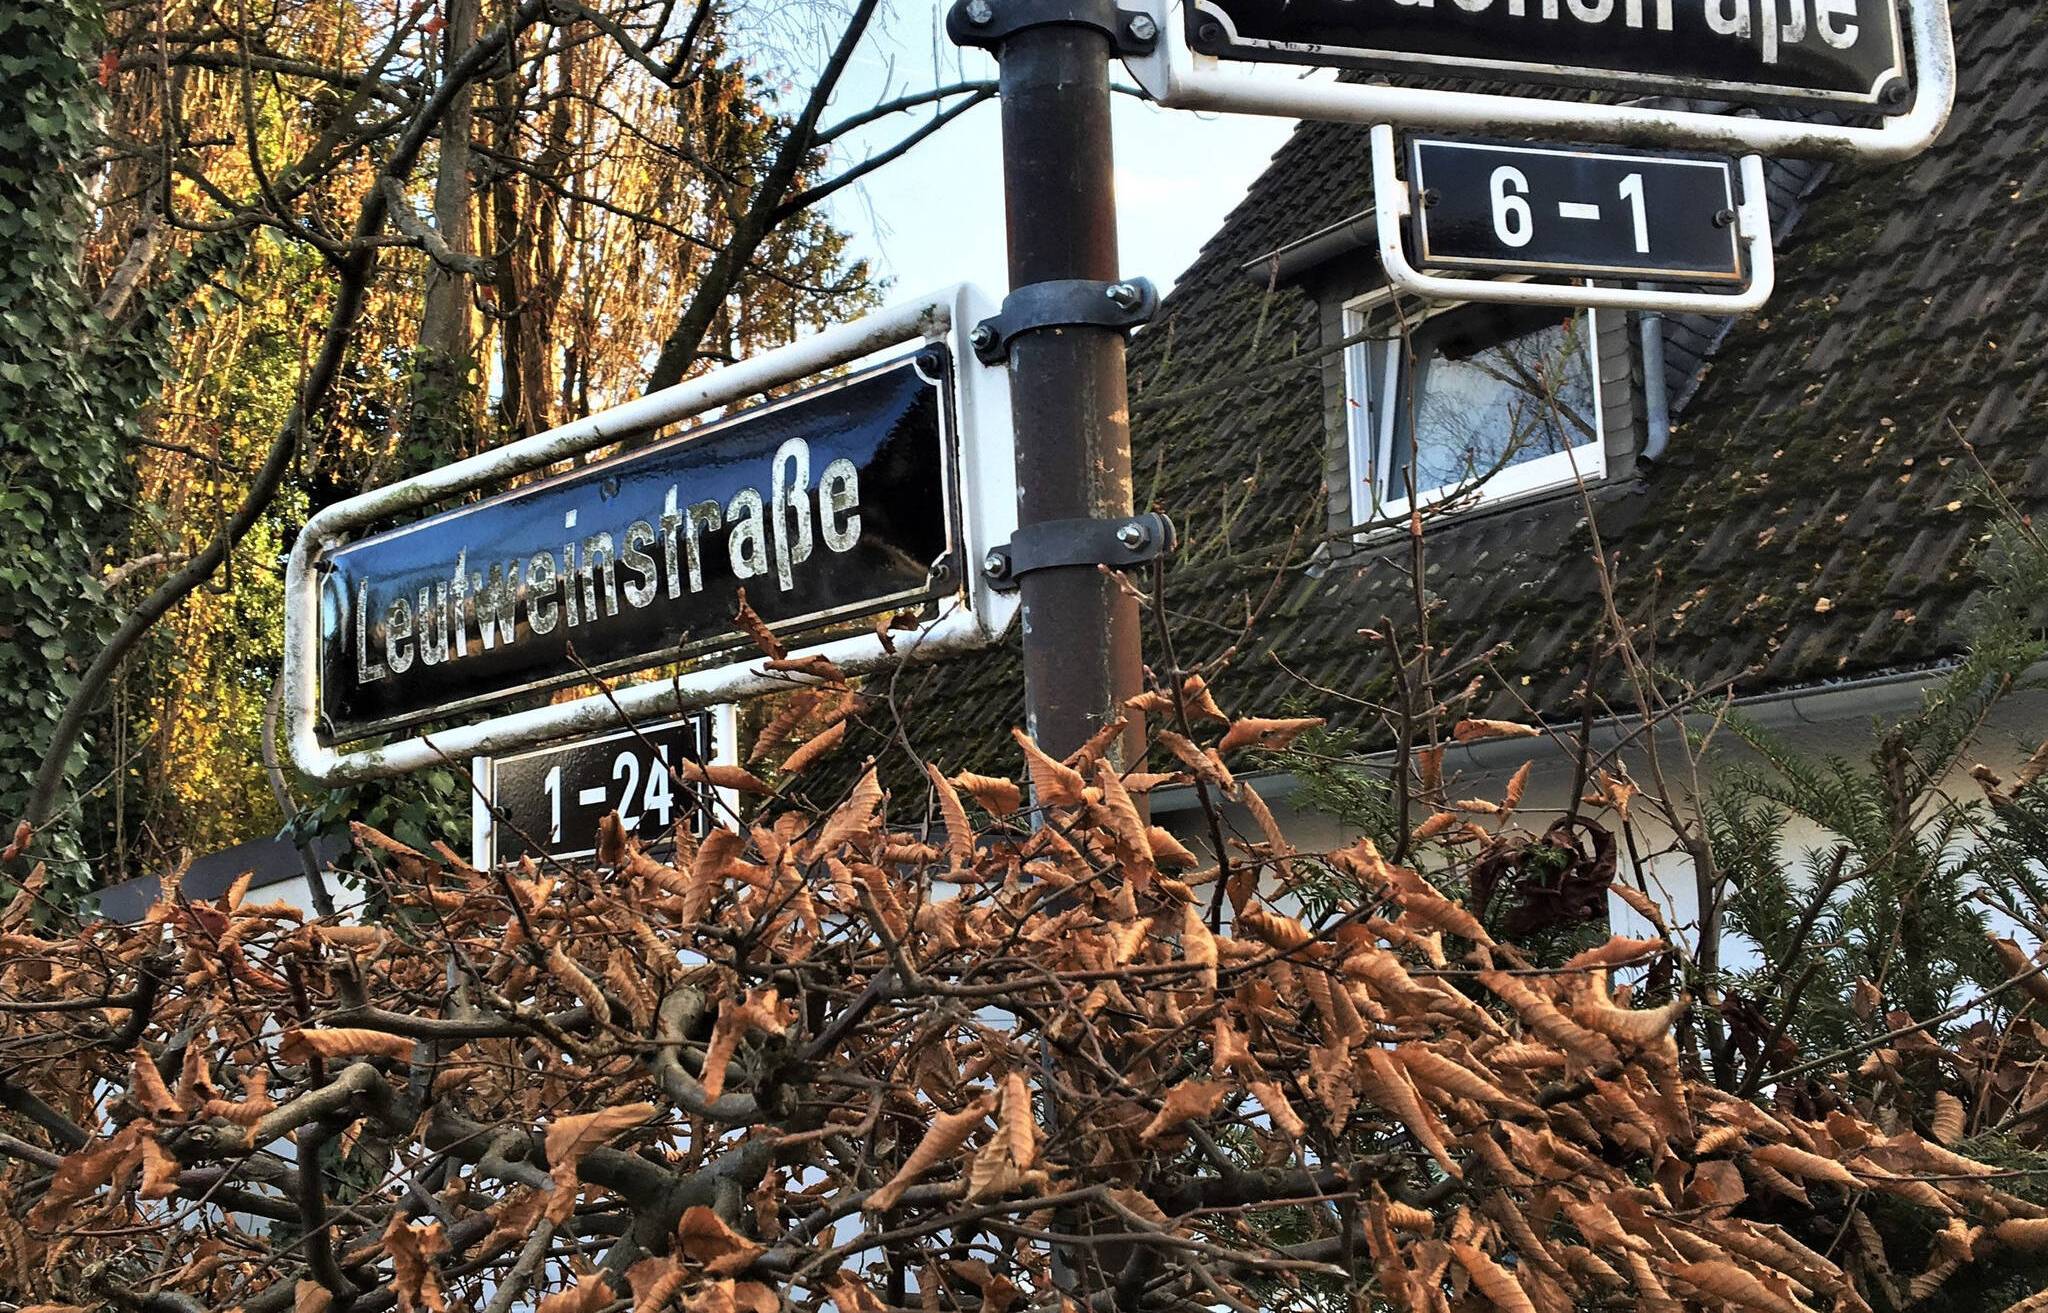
[413,0,479,454]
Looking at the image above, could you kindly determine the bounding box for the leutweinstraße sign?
[318,351,956,741]
[1187,0,1907,108]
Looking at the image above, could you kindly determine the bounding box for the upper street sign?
[1185,0,1909,109]
[1408,137,1745,283]
[318,350,958,742]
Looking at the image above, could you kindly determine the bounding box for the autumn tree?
[4,648,2048,1313]
[9,0,991,885]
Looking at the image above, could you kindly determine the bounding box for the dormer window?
[1345,297,1605,519]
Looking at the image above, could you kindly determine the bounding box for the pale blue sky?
[785,0,1306,298]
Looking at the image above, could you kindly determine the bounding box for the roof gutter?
[1149,660,1972,814]
[1239,212,1376,288]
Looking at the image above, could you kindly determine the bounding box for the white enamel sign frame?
[1370,126,1776,312]
[1122,0,1955,164]
[284,285,1017,785]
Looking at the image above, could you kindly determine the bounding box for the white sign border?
[285,285,1016,786]
[1371,126,1777,313]
[1123,0,1954,164]
[1186,0,1909,111]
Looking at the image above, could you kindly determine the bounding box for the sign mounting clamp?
[971,277,1159,365]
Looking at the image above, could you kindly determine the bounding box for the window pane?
[1386,311,1596,501]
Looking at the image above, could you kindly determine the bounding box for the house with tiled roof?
[883,0,2048,885]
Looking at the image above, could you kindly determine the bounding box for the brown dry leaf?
[1147,826,1199,869]
[678,760,774,796]
[382,1214,449,1312]
[544,1103,657,1223]
[1750,1142,1863,1192]
[1363,1191,1422,1311]
[1452,719,1541,743]
[1450,1242,1537,1313]
[1362,1048,1461,1180]
[1380,859,1493,946]
[731,591,787,659]
[1666,1259,1806,1313]
[1013,728,1087,807]
[1622,1251,1685,1313]
[822,1270,887,1313]
[1479,970,1619,1067]
[1217,716,1324,754]
[1994,1219,2048,1250]
[0,821,32,867]
[813,767,883,855]
[27,1120,146,1226]
[1933,1090,1967,1145]
[1575,986,1687,1048]
[1411,811,1460,843]
[1560,936,1667,972]
[1609,882,1670,933]
[678,1205,764,1275]
[781,721,848,776]
[294,1280,336,1313]
[1181,902,1219,994]
[1139,1078,1229,1142]
[867,1091,996,1212]
[926,763,975,874]
[1180,674,1228,723]
[1385,1201,1435,1234]
[1062,716,1129,773]
[277,1028,413,1066]
[1394,1045,1529,1115]
[749,688,824,763]
[728,1282,779,1313]
[1990,936,2048,1006]
[1156,729,1235,791]
[200,1067,275,1128]
[626,1255,687,1313]
[131,1046,178,1117]
[701,988,786,1102]
[683,827,746,923]
[313,924,388,953]
[953,771,1023,816]
[1503,759,1533,812]
[967,1071,1045,1201]
[1093,760,1157,888]
[1212,1017,1257,1075]
[1250,1079,1307,1138]
[535,1274,615,1313]
[138,1131,179,1200]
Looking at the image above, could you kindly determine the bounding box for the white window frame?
[1343,293,1606,523]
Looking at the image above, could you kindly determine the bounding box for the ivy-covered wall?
[0,0,126,880]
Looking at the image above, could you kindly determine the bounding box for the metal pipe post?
[993,21,1146,761]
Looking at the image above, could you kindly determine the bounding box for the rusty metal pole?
[952,2,1147,762]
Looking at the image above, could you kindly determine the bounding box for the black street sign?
[484,714,715,864]
[1407,138,1745,283]
[1187,0,1907,109]
[318,350,956,742]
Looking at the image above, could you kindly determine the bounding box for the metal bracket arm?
[972,277,1159,364]
[981,512,1174,590]
[1369,125,1777,314]
[948,0,1160,53]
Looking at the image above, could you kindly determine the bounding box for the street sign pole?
[951,2,1147,762]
